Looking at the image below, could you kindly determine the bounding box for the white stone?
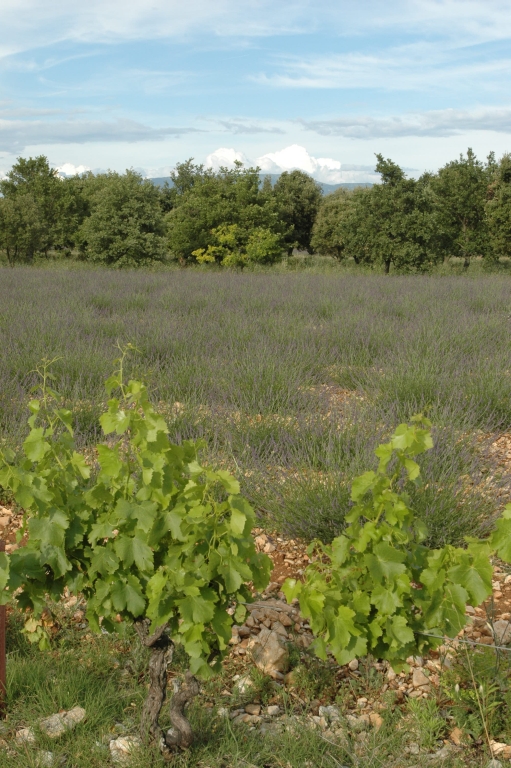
[348,659,359,671]
[109,736,142,764]
[39,706,86,738]
[248,627,289,674]
[412,668,430,688]
[36,751,55,767]
[319,705,341,721]
[16,727,36,744]
[266,705,281,716]
[233,675,254,694]
[492,620,511,645]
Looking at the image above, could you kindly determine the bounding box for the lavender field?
[1,266,510,546]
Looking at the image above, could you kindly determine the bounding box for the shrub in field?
[283,416,511,670]
[0,350,271,752]
[192,223,283,267]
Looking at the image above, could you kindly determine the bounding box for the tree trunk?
[134,620,200,754]
[384,258,391,274]
[134,620,173,749]
[165,672,200,750]
[463,255,470,270]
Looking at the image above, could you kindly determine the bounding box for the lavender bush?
[1,266,510,545]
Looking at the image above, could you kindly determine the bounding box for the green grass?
[1,266,511,547]
[1,605,493,768]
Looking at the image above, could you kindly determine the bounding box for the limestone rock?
[490,740,511,759]
[39,707,86,738]
[233,674,254,694]
[319,705,341,722]
[245,704,261,716]
[109,736,142,764]
[36,751,55,767]
[412,668,429,688]
[16,727,36,744]
[492,620,511,645]
[248,627,289,674]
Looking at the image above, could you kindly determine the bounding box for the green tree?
[0,156,63,256]
[273,170,323,253]
[80,170,167,266]
[430,148,490,269]
[311,187,369,262]
[313,160,435,272]
[317,157,435,273]
[487,153,511,261]
[365,155,435,274]
[193,223,283,267]
[53,173,96,254]
[0,194,44,265]
[166,162,280,262]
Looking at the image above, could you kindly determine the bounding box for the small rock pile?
[230,596,314,679]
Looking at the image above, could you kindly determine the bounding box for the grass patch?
[1,268,511,548]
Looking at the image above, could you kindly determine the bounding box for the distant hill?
[148,175,373,194]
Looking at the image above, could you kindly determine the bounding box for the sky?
[1,1,511,183]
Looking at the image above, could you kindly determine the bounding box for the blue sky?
[1,0,511,182]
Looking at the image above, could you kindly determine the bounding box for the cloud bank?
[205,144,379,184]
[300,107,511,139]
[205,147,251,171]
[55,162,91,177]
[0,117,199,153]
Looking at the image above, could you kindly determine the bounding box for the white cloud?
[55,162,91,176]
[257,144,370,184]
[205,147,251,171]
[300,107,511,139]
[204,144,379,184]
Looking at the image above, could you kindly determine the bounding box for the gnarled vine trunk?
[134,620,200,755]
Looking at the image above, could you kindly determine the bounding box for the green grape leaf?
[114,535,154,573]
[229,507,246,536]
[71,451,90,479]
[386,615,414,648]
[282,578,302,602]
[111,577,146,616]
[447,557,492,607]
[23,429,50,462]
[351,471,376,502]
[215,471,240,495]
[90,546,120,576]
[97,445,123,477]
[491,508,511,562]
[178,592,216,625]
[371,585,402,614]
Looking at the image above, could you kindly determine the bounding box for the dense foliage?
[284,417,511,670]
[0,352,271,670]
[1,148,511,269]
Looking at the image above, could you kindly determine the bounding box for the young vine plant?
[0,349,272,749]
[283,416,511,671]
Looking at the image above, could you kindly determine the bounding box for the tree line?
[0,149,510,271]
